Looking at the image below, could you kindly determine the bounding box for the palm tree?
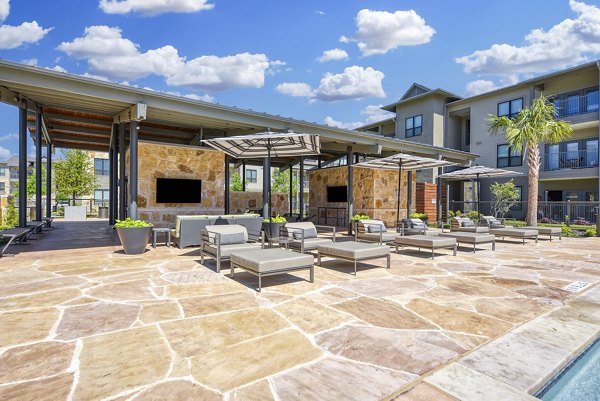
[488,94,573,226]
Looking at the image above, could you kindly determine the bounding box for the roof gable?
[401,83,432,100]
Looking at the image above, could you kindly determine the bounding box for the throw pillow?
[368,224,383,233]
[462,220,475,227]
[218,231,245,245]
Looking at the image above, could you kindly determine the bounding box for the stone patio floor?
[0,221,599,401]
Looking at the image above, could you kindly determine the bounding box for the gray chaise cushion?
[205,243,262,257]
[523,226,561,235]
[489,228,538,237]
[360,232,400,242]
[439,232,495,243]
[318,241,389,259]
[289,237,332,250]
[230,249,313,273]
[368,224,383,233]
[395,235,456,248]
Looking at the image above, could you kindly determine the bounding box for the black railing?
[544,149,599,171]
[553,92,599,118]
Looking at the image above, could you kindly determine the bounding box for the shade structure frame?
[355,153,458,229]
[203,131,320,222]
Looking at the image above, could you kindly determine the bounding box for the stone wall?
[230,191,289,216]
[308,166,416,227]
[134,142,225,227]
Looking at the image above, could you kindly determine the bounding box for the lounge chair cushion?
[439,232,495,244]
[289,237,332,250]
[368,224,383,233]
[395,235,456,248]
[489,221,503,228]
[231,249,314,273]
[462,220,475,227]
[205,224,248,244]
[360,232,399,243]
[318,241,389,259]
[286,222,319,240]
[204,243,262,257]
[292,227,318,239]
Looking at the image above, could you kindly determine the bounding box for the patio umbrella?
[203,132,320,221]
[356,153,457,227]
[438,165,522,218]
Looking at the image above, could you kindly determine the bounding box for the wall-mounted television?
[156,178,202,203]
[327,186,348,202]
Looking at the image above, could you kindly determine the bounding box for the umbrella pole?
[476,173,481,223]
[396,161,402,232]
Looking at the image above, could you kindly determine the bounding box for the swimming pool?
[537,337,600,401]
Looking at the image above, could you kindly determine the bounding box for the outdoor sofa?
[200,224,264,273]
[394,235,457,259]
[171,214,262,248]
[450,217,490,233]
[281,222,335,254]
[355,219,401,244]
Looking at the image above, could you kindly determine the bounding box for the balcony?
[543,149,598,171]
[552,90,598,125]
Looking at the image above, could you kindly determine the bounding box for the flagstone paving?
[0,220,599,400]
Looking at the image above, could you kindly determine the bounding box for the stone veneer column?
[347,146,353,235]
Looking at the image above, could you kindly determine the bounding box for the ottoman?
[230,248,314,291]
[316,241,390,275]
[394,235,457,259]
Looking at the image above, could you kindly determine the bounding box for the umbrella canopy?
[203,132,320,222]
[356,153,458,227]
[202,132,320,159]
[438,165,522,218]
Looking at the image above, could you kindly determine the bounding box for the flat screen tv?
[156,178,202,203]
[327,186,348,202]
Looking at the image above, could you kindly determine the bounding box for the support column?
[108,126,116,225]
[437,167,443,228]
[446,183,450,225]
[407,170,413,217]
[242,161,246,191]
[35,112,42,221]
[262,158,269,218]
[347,146,354,235]
[118,123,126,220]
[299,158,305,221]
[289,165,293,215]
[129,121,138,220]
[318,156,322,169]
[46,141,52,219]
[18,107,27,228]
[224,155,230,214]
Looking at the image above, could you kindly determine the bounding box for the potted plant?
[114,218,153,255]
[409,212,428,224]
[262,215,287,239]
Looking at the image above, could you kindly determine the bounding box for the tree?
[3,197,18,228]
[488,95,573,226]
[490,179,520,219]
[271,169,298,196]
[53,150,96,205]
[13,165,46,199]
[230,171,245,191]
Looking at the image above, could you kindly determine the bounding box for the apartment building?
[359,61,600,220]
[0,155,36,197]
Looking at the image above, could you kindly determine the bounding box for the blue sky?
[0,0,599,158]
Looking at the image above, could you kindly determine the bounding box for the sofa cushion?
[462,220,475,227]
[205,224,248,244]
[368,224,383,233]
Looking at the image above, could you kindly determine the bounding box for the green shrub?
[409,212,428,220]
[263,215,287,223]
[584,227,597,237]
[114,218,152,228]
[351,214,370,221]
[561,225,574,237]
[467,210,480,220]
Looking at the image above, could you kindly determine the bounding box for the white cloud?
[58,26,273,91]
[0,21,52,49]
[314,66,385,101]
[165,91,215,102]
[456,0,600,76]
[99,0,214,16]
[276,66,385,101]
[342,9,435,56]
[48,65,67,73]
[317,48,349,63]
[0,133,18,142]
[0,146,10,160]
[275,82,314,97]
[324,116,363,130]
[21,58,38,66]
[465,80,498,96]
[0,0,8,23]
[324,104,393,130]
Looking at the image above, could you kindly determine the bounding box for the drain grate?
[563,281,590,293]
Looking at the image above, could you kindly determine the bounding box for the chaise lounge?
[200,224,264,273]
[438,231,496,252]
[450,217,489,233]
[355,219,401,244]
[281,222,335,254]
[489,227,539,244]
[523,226,561,241]
[399,218,428,236]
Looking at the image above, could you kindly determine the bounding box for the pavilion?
[0,60,478,232]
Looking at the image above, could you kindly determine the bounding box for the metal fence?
[448,200,600,224]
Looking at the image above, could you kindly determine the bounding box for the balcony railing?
[552,92,599,118]
[543,149,599,171]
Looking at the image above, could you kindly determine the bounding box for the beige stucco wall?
[134,142,225,227]
[308,166,416,227]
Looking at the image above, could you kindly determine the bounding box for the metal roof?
[0,60,478,166]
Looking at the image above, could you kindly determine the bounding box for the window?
[94,189,109,206]
[405,114,422,137]
[94,158,109,176]
[497,144,522,167]
[547,144,559,170]
[246,169,257,183]
[513,186,523,210]
[465,119,471,147]
[0,182,4,192]
[497,98,523,119]
[585,191,598,202]
[0,167,5,176]
[586,139,599,167]
[586,89,599,112]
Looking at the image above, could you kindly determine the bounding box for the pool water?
[538,338,600,401]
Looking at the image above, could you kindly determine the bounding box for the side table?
[152,227,171,248]
[268,236,292,250]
